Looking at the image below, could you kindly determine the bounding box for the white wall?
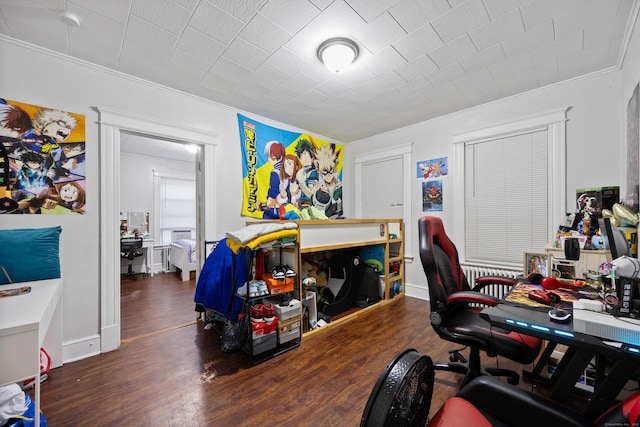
[622,10,640,138]
[0,38,340,362]
[121,153,160,216]
[345,30,640,295]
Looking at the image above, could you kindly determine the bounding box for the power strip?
[572,309,640,346]
[573,298,605,312]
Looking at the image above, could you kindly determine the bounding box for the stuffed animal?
[300,259,327,288]
[359,245,385,273]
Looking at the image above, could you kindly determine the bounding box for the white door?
[360,157,403,219]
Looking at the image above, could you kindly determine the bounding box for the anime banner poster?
[0,98,86,214]
[238,114,343,219]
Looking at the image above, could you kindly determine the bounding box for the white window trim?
[355,143,413,261]
[452,107,569,263]
[97,106,217,353]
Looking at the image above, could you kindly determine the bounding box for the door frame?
[97,107,218,352]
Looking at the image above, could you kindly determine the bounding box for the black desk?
[481,304,640,419]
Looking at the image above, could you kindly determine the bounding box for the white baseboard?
[101,324,120,353]
[62,334,101,364]
[405,282,428,300]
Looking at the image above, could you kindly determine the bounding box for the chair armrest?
[447,291,499,307]
[457,376,591,427]
[473,275,516,292]
[475,275,516,286]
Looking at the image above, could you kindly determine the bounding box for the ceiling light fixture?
[59,11,81,27]
[317,37,359,73]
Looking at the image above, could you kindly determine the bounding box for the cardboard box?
[261,274,295,294]
[576,186,619,213]
[274,299,301,321]
[250,317,278,338]
[277,316,301,344]
[620,227,638,256]
[248,331,277,355]
[551,257,576,279]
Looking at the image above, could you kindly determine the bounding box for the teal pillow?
[0,226,62,285]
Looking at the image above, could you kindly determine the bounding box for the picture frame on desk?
[523,251,550,277]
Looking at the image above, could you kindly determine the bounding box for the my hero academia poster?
[238,114,343,219]
[0,98,86,214]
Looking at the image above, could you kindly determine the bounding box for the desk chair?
[121,237,144,280]
[431,372,640,427]
[418,216,541,386]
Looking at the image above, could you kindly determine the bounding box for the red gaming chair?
[418,216,541,385]
[430,373,640,427]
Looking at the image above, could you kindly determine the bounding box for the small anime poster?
[0,98,86,214]
[238,114,343,219]
[417,157,448,179]
[422,180,443,212]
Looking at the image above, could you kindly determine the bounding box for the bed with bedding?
[170,238,197,281]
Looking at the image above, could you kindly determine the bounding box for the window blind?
[464,129,548,267]
[159,176,196,244]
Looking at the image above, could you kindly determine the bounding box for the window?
[453,108,568,269]
[154,172,196,245]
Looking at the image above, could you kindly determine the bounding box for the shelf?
[545,244,611,280]
[240,292,292,303]
[297,220,394,250]
[299,239,387,254]
[302,297,403,338]
[242,242,301,365]
[246,219,405,344]
[243,337,299,365]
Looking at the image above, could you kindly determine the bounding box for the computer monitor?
[598,217,631,260]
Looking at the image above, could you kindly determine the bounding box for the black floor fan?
[361,349,435,427]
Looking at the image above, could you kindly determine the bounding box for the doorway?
[119,132,200,341]
[98,107,218,352]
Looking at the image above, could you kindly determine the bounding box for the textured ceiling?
[0,0,636,142]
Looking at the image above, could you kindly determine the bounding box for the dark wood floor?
[120,271,199,342]
[35,275,586,426]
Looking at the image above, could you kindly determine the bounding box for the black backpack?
[353,260,382,308]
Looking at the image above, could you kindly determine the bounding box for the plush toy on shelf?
[603,203,640,227]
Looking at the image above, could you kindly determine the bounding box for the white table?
[0,278,63,426]
[143,238,154,277]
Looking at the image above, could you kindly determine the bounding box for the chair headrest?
[418,216,468,299]
[421,217,459,262]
